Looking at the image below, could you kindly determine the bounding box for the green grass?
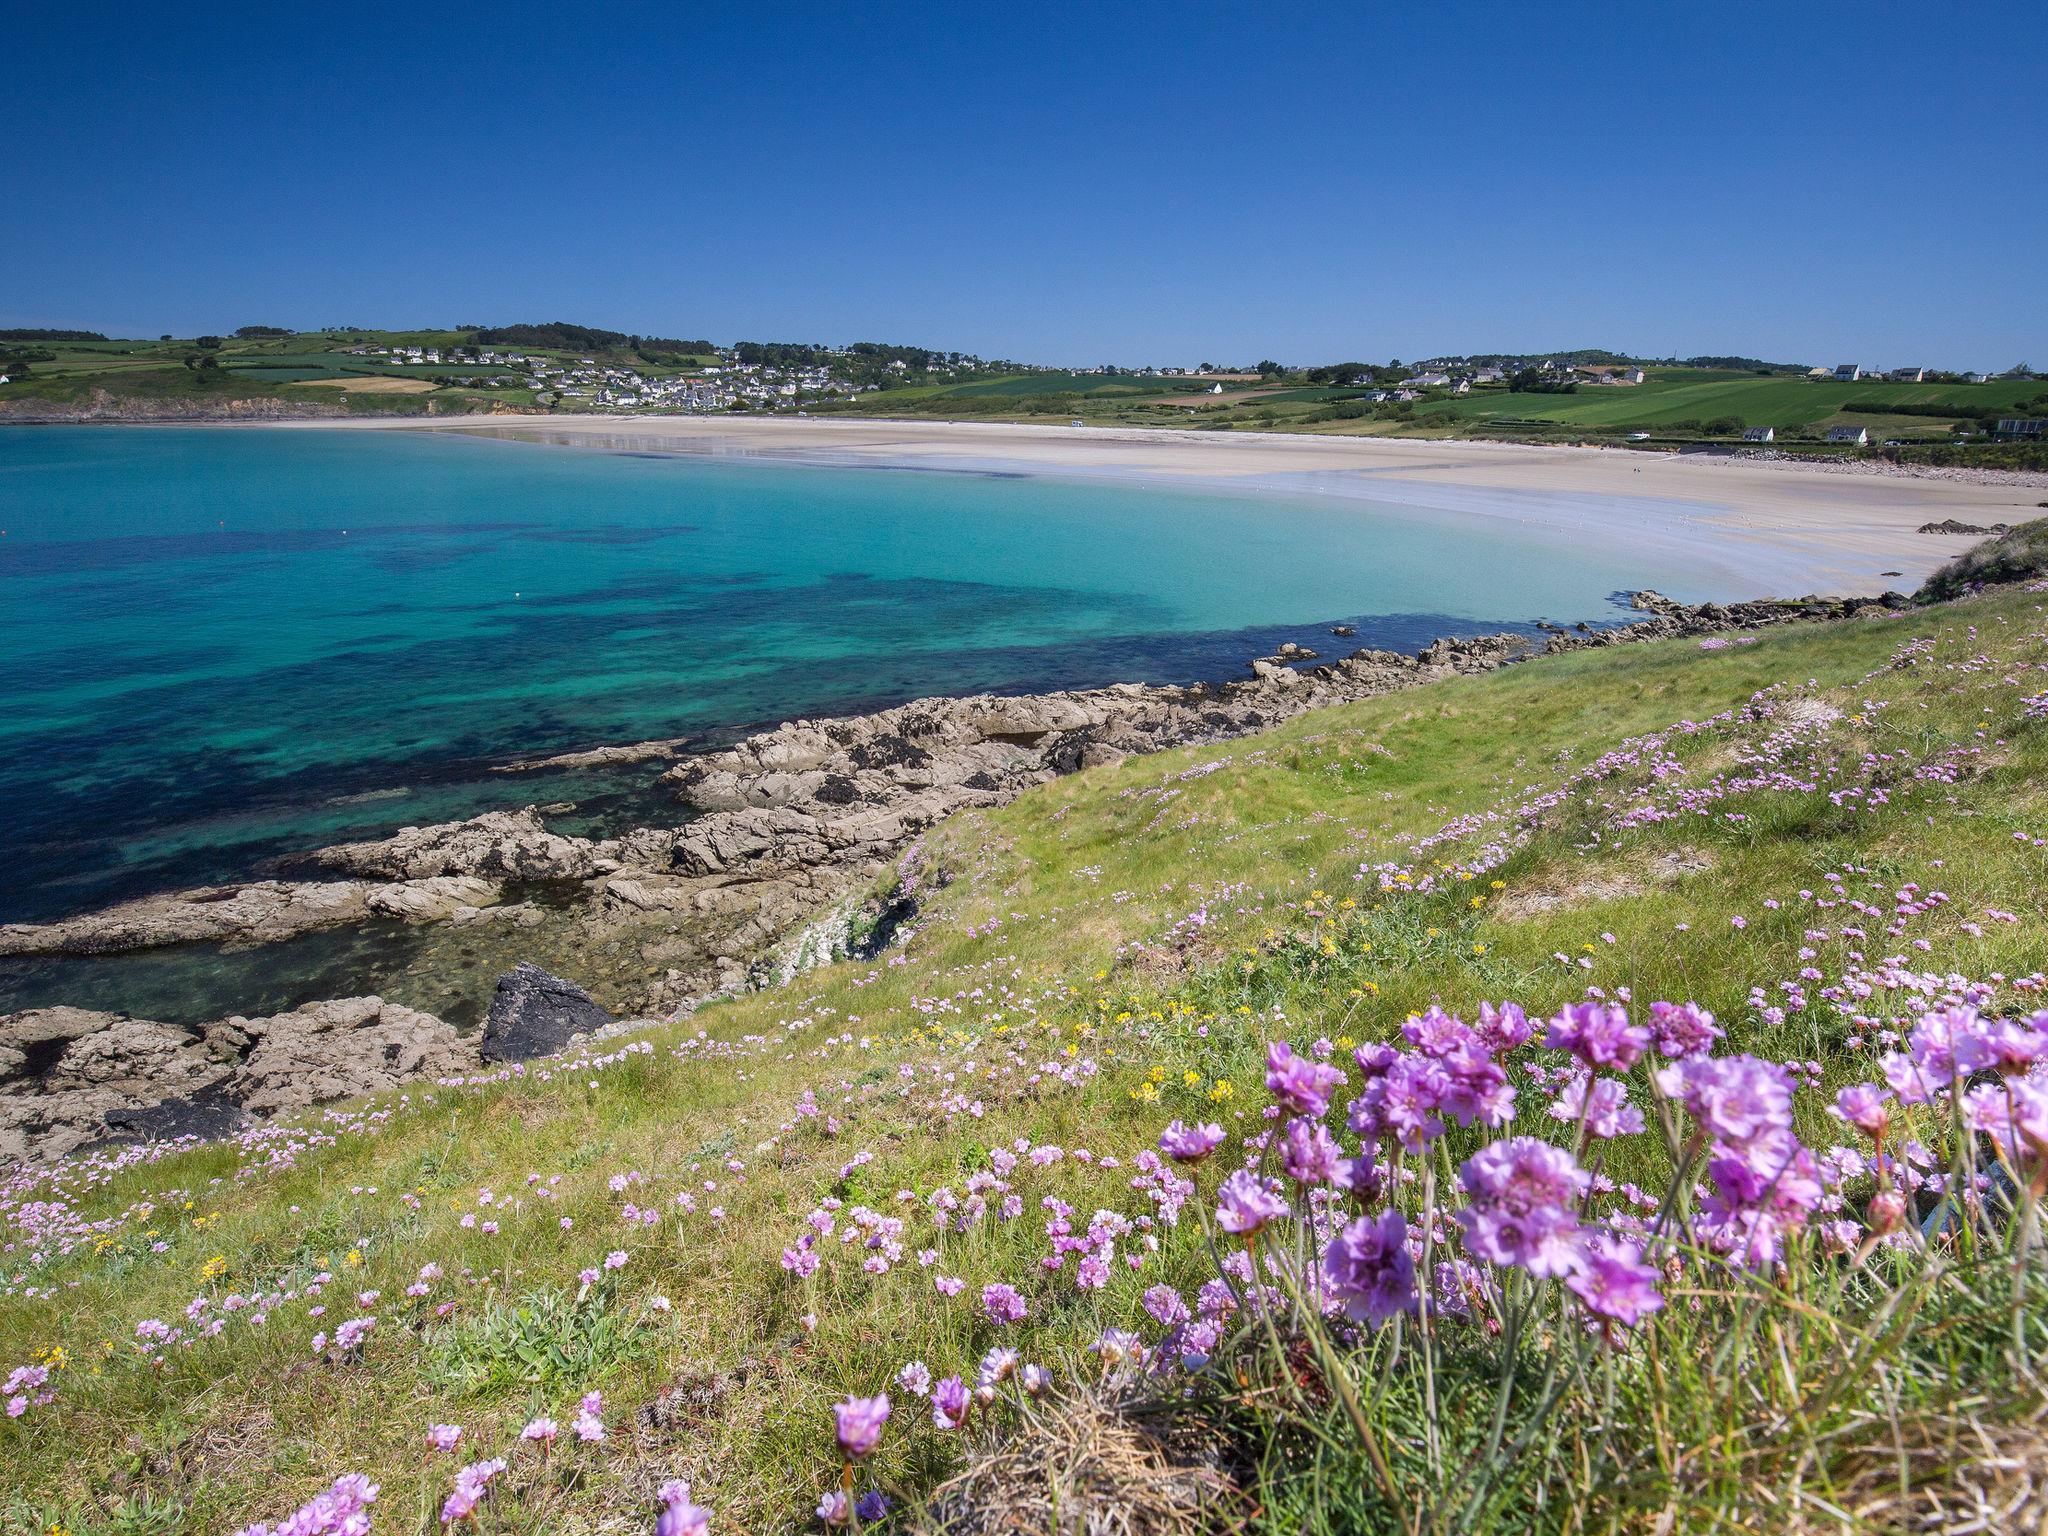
[3,588,2047,1532]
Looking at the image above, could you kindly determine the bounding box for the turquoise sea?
[1,425,1671,963]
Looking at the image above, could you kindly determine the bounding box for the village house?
[1742,426,1775,443]
[1827,425,1869,446]
[1831,364,1862,382]
[1888,367,1925,383]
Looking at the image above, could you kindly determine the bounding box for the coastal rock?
[0,995,480,1166]
[0,1008,237,1165]
[0,874,506,960]
[1918,519,2006,536]
[231,997,477,1116]
[308,807,607,883]
[481,964,614,1063]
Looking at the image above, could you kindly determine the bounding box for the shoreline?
[0,585,1916,1165]
[251,412,2047,597]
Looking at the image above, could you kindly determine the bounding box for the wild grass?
[2,587,2046,1533]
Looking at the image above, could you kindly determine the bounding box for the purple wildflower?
[1655,1055,1793,1159]
[656,1480,712,1536]
[834,1393,890,1460]
[931,1375,970,1430]
[981,1282,1028,1325]
[1265,1040,1347,1119]
[1281,1117,1342,1185]
[1565,1234,1664,1328]
[1322,1208,1418,1327]
[1159,1120,1226,1164]
[1546,1002,1651,1072]
[1456,1137,1588,1277]
[1214,1169,1290,1236]
[1648,1000,1722,1058]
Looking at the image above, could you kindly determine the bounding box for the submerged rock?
[481,963,614,1063]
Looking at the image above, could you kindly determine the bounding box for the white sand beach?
[282,415,2048,598]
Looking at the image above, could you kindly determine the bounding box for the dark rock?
[848,734,931,771]
[1330,624,1356,637]
[482,963,613,1062]
[814,774,861,806]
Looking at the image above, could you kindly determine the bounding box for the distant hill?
[0,327,108,343]
[469,322,635,351]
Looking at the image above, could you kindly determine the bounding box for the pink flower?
[834,1393,890,1460]
[426,1423,463,1452]
[522,1416,559,1444]
[440,1457,507,1524]
[981,1283,1028,1325]
[1323,1209,1417,1327]
[1214,1169,1289,1236]
[1565,1234,1663,1328]
[1159,1120,1226,1163]
[1456,1137,1588,1277]
[1264,1041,1346,1118]
[656,1479,712,1536]
[931,1375,970,1429]
[1546,1002,1651,1072]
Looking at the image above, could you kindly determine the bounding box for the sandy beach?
[276,414,2046,598]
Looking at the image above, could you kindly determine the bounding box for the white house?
[1831,364,1862,382]
[1827,425,1869,446]
[1742,426,1775,442]
[1889,367,1924,383]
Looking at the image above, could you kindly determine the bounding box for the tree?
[194,336,223,350]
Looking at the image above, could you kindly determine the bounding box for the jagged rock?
[1330,624,1356,637]
[0,997,475,1165]
[0,1008,236,1164]
[0,874,505,960]
[481,964,614,1063]
[308,808,604,882]
[1918,519,2006,536]
[231,996,476,1116]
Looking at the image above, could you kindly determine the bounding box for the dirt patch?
[1495,848,1714,921]
[919,1386,1251,1535]
[287,376,440,394]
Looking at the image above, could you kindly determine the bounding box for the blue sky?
[5,2,2042,370]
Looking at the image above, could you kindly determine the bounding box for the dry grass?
[286,376,440,394]
[920,1386,1253,1536]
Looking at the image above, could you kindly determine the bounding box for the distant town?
[1,324,2042,464]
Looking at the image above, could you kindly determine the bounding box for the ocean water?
[1,426,1664,946]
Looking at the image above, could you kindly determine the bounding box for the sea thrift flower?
[1323,1209,1418,1326]
[1656,1055,1793,1160]
[440,1457,507,1524]
[1831,1083,1892,1138]
[816,1490,850,1527]
[655,1479,712,1536]
[982,1282,1028,1325]
[896,1360,932,1396]
[522,1416,559,1445]
[1548,1074,1645,1139]
[1546,1002,1651,1072]
[1281,1117,1342,1184]
[1565,1234,1663,1328]
[1264,1040,1346,1118]
[1214,1170,1289,1236]
[573,1390,605,1442]
[427,1423,463,1452]
[231,1473,379,1536]
[931,1375,970,1430]
[1457,1137,1588,1276]
[1648,1000,1722,1058]
[1159,1120,1226,1163]
[834,1393,890,1460]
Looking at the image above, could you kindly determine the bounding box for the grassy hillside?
[839,366,2048,455]
[4,584,2048,1533]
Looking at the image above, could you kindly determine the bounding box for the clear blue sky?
[5,2,2042,370]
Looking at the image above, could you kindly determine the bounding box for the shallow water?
[1,424,1666,977]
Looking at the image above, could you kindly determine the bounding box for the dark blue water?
[0,426,1655,930]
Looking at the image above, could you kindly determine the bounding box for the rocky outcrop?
[305,808,607,883]
[491,738,690,773]
[0,997,478,1165]
[481,964,614,1063]
[0,875,502,959]
[1918,519,2007,536]
[224,997,477,1116]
